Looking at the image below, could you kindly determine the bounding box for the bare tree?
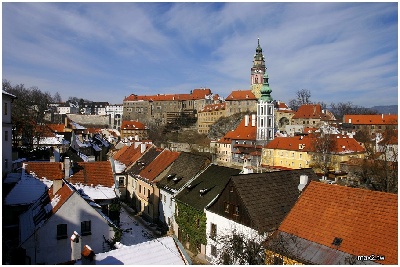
[3,80,54,151]
[288,89,312,111]
[310,133,337,178]
[330,101,377,121]
[52,92,62,103]
[214,229,267,265]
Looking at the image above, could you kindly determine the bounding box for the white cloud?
[2,2,397,107]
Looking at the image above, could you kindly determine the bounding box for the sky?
[2,2,398,107]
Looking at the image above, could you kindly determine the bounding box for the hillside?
[207,112,252,140]
[370,105,398,114]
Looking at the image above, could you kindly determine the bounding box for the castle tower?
[251,38,266,99]
[256,69,275,145]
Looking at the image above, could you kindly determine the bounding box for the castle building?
[250,38,266,99]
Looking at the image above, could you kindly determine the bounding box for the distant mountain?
[370,105,398,115]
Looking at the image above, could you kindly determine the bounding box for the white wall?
[23,192,114,264]
[205,209,266,264]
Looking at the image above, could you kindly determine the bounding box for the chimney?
[348,118,352,123]
[141,143,146,153]
[64,157,71,179]
[298,175,308,192]
[382,114,384,119]
[71,231,82,261]
[251,114,256,127]
[53,179,63,195]
[81,245,95,265]
[245,115,249,127]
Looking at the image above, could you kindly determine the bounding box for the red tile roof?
[25,162,64,180]
[48,182,74,214]
[344,114,398,125]
[199,102,226,113]
[265,134,365,154]
[85,127,102,134]
[138,150,180,182]
[121,120,148,130]
[276,101,290,110]
[225,90,257,101]
[218,115,257,144]
[292,104,335,120]
[279,181,398,265]
[69,161,115,187]
[47,124,66,133]
[124,88,211,102]
[114,143,150,167]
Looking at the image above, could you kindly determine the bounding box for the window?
[57,224,68,239]
[210,223,217,239]
[4,102,7,115]
[234,206,239,216]
[224,202,230,213]
[4,130,8,142]
[118,177,125,187]
[81,220,91,236]
[211,245,217,257]
[139,184,142,194]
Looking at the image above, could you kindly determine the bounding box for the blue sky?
[2,2,398,107]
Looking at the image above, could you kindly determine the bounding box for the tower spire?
[259,69,273,102]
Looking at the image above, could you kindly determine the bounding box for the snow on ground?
[118,207,156,246]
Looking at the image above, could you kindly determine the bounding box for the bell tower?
[256,69,275,146]
[251,38,266,99]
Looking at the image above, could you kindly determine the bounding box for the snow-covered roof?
[19,180,118,246]
[5,174,48,206]
[73,183,116,200]
[12,158,27,164]
[94,135,110,147]
[91,236,190,265]
[70,122,86,130]
[2,89,17,98]
[3,172,22,184]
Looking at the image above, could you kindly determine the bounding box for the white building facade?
[2,90,16,175]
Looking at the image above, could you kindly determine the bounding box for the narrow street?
[118,202,161,246]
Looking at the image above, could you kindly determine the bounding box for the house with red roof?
[197,102,226,134]
[225,90,257,116]
[266,181,398,265]
[343,114,398,134]
[67,161,117,210]
[262,134,365,178]
[122,88,213,125]
[133,149,180,222]
[216,114,262,167]
[120,120,149,140]
[291,104,336,129]
[110,142,152,200]
[274,102,294,132]
[18,179,117,264]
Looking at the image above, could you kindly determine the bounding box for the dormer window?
[234,206,239,216]
[199,188,210,196]
[224,202,230,213]
[173,177,182,183]
[167,173,176,179]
